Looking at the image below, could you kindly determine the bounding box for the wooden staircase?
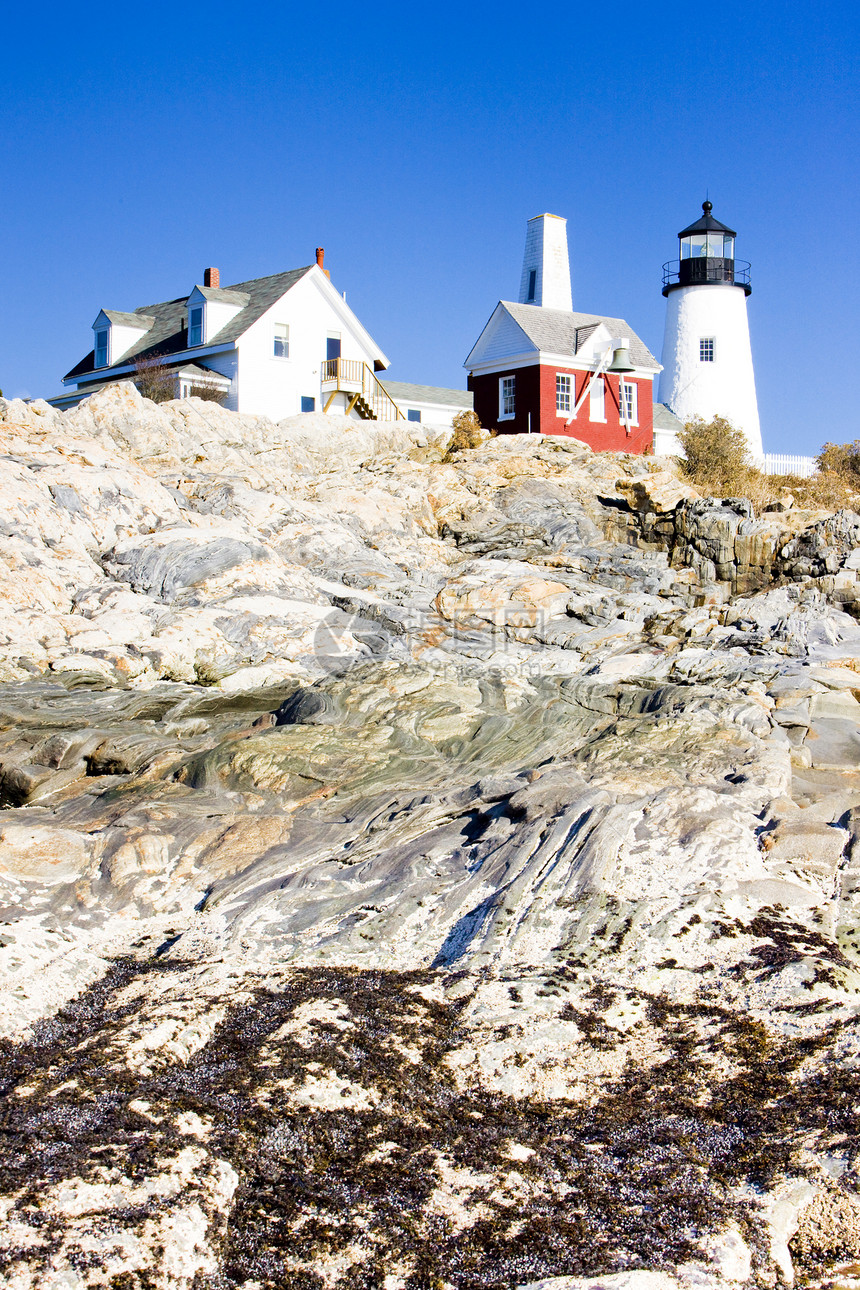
[321,358,404,421]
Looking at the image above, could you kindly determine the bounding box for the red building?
[464,215,660,452]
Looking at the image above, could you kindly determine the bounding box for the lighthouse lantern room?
[665,201,749,293]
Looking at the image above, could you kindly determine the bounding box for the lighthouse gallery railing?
[662,259,751,291]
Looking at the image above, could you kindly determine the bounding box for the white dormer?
[186,286,249,348]
[92,309,154,368]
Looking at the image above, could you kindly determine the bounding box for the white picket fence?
[763,453,818,479]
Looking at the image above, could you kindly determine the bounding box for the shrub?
[677,415,755,494]
[679,417,860,513]
[816,439,860,482]
[447,409,483,455]
[187,383,227,405]
[133,355,176,403]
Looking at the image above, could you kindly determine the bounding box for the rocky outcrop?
[0,385,860,1288]
[621,469,860,608]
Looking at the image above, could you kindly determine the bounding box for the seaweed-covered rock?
[0,389,859,1287]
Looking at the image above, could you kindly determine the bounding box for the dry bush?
[817,439,860,482]
[447,409,483,454]
[774,472,860,511]
[678,415,779,510]
[679,417,860,514]
[133,355,176,404]
[677,415,757,495]
[187,383,227,405]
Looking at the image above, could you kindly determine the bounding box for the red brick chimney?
[316,248,330,279]
[204,267,220,288]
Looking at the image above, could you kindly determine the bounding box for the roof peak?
[677,200,737,239]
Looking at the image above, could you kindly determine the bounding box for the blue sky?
[3,0,858,454]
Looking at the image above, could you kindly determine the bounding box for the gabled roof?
[174,362,231,383]
[65,266,313,382]
[98,309,155,329]
[466,301,660,372]
[190,285,251,306]
[380,380,473,407]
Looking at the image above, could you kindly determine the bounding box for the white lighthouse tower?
[659,201,763,460]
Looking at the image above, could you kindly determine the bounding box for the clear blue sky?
[3,0,858,454]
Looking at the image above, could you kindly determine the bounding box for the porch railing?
[321,358,405,421]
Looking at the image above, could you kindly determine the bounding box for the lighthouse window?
[700,337,715,362]
[684,234,732,260]
[620,381,638,427]
[499,376,516,419]
[556,374,571,413]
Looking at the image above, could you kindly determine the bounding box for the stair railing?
[321,358,404,421]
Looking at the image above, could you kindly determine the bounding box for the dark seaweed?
[0,958,857,1287]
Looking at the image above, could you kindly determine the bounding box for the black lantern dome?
[662,201,751,296]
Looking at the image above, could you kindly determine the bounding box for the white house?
[379,381,473,426]
[51,252,405,422]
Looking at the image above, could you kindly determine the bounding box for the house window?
[407,409,421,422]
[95,329,108,368]
[620,381,638,426]
[301,396,315,412]
[499,375,516,419]
[556,374,571,414]
[589,375,605,422]
[274,323,289,358]
[700,336,715,362]
[326,334,341,361]
[527,269,537,302]
[189,306,203,347]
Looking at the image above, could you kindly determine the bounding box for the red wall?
[469,365,542,436]
[469,363,653,454]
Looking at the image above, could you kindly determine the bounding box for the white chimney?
[518,213,572,311]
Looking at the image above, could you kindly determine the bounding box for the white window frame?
[189,306,204,347]
[620,381,638,427]
[589,375,606,422]
[699,336,715,362]
[94,329,109,368]
[499,375,516,420]
[556,373,571,416]
[274,323,290,359]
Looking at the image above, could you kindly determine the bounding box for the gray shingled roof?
[499,301,660,371]
[652,402,685,432]
[100,309,155,329]
[194,286,250,305]
[65,266,313,381]
[380,380,473,407]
